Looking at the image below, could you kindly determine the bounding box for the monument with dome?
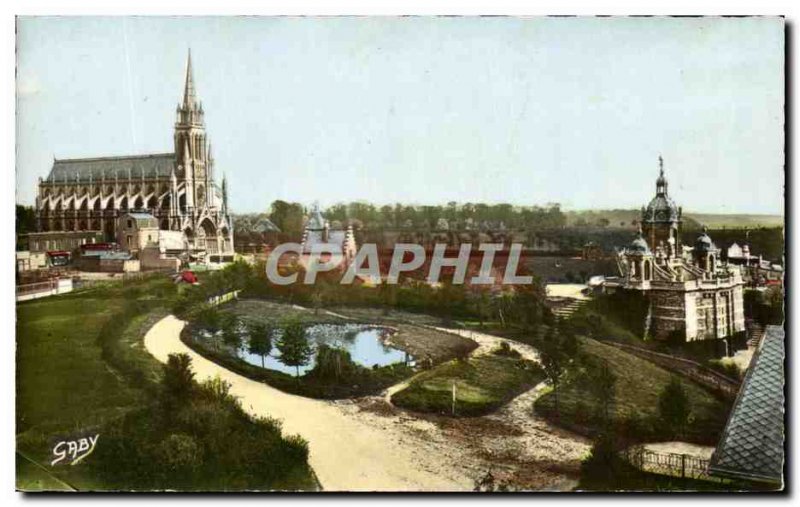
[606,157,746,343]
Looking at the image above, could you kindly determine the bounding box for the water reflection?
[199,323,409,376]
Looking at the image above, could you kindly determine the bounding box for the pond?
[234,323,410,376]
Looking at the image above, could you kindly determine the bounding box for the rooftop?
[708,325,785,485]
[44,153,175,183]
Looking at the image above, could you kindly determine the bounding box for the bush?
[311,344,357,381]
[155,433,204,472]
[657,376,691,438]
[492,341,522,358]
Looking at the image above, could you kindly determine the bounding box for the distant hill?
[565,209,783,230]
[685,213,784,229]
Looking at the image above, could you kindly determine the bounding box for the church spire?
[221,173,229,214]
[182,49,197,108]
[656,155,668,196]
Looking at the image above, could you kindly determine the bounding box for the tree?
[162,353,195,401]
[198,307,222,334]
[658,376,691,437]
[16,205,36,250]
[248,321,274,368]
[586,358,617,428]
[276,318,314,378]
[221,314,242,351]
[268,200,305,239]
[312,344,355,381]
[535,323,581,417]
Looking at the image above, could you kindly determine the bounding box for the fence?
[16,278,73,302]
[207,290,241,307]
[621,445,722,483]
[607,342,740,400]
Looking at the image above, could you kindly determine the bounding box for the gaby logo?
[266,242,533,285]
[51,434,99,466]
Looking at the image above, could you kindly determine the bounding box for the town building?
[33,51,233,263]
[607,157,746,342]
[299,204,357,269]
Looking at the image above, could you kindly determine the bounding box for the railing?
[16,279,59,296]
[620,445,724,483]
[607,342,740,400]
[207,290,241,307]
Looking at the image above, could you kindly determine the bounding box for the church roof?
[642,156,680,224]
[695,227,717,253]
[627,229,651,254]
[643,194,680,223]
[709,325,785,484]
[44,153,175,183]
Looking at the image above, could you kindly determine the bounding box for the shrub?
[492,341,522,358]
[312,344,357,381]
[155,433,204,472]
[657,376,691,438]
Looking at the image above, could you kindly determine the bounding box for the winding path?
[144,315,470,492]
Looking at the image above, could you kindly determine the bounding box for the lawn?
[534,338,731,445]
[391,354,545,417]
[16,276,317,491]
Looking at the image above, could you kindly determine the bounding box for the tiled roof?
[709,325,785,484]
[254,218,280,233]
[44,153,175,183]
[121,211,159,228]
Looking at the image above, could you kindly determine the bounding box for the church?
[607,157,746,342]
[33,51,233,261]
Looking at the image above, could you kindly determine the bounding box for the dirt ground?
[341,327,591,490]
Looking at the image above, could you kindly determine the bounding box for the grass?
[16,276,317,491]
[392,354,545,417]
[534,338,731,445]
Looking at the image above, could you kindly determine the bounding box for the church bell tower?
[174,50,213,211]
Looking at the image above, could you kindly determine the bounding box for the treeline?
[236,200,567,239]
[182,260,555,336]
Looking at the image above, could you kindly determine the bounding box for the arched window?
[644,260,652,281]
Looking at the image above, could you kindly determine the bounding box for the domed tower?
[641,156,682,258]
[693,226,719,274]
[625,226,655,284]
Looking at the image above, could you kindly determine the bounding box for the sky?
[16,16,784,214]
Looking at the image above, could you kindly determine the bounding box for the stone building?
[34,51,233,262]
[299,204,357,269]
[608,158,746,342]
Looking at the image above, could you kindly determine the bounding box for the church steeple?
[182,49,197,109]
[176,49,204,127]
